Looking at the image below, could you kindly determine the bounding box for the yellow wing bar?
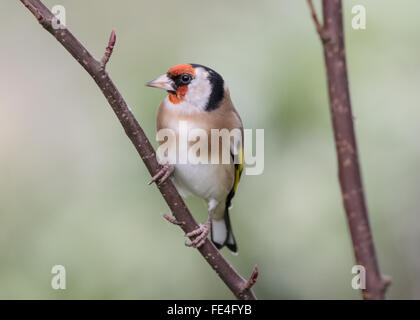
[233,146,244,193]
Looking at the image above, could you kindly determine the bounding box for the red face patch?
[167,64,195,104]
[168,85,189,104]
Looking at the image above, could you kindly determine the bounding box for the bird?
[146,64,243,253]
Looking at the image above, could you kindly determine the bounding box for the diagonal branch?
[307,0,390,299]
[20,0,257,300]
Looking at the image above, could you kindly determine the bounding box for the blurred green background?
[0,0,419,299]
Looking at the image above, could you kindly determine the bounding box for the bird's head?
[146,64,225,112]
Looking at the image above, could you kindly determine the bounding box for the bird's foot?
[148,164,174,186]
[185,222,210,248]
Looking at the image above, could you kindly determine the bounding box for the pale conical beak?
[145,74,174,91]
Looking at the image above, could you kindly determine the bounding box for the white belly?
[173,163,234,202]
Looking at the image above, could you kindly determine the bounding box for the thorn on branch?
[306,0,330,43]
[241,265,258,293]
[162,214,185,226]
[101,29,116,68]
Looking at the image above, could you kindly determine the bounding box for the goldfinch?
[146,64,243,253]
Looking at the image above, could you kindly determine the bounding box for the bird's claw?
[185,223,210,248]
[148,164,174,186]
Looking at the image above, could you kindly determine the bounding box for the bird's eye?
[180,74,192,84]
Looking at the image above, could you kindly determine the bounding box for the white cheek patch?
[183,68,212,112]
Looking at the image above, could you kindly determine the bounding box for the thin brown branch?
[307,0,390,299]
[20,0,257,300]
